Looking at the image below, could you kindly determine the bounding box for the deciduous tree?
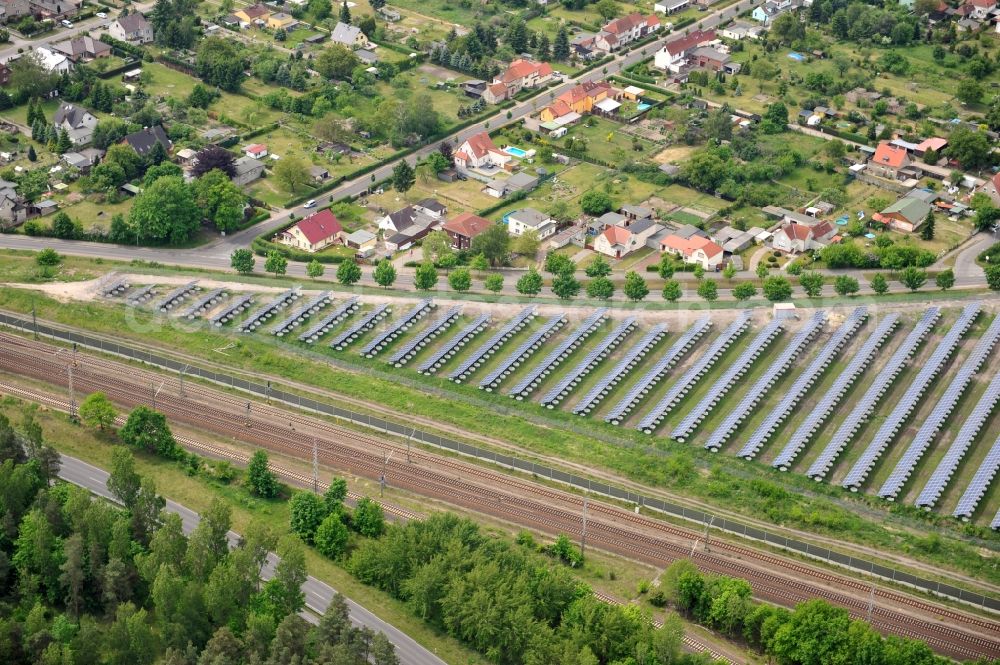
[414,262,438,290]
[623,271,648,301]
[336,259,360,285]
[516,267,543,296]
[231,248,255,274]
[246,450,279,498]
[373,260,396,288]
[79,392,116,431]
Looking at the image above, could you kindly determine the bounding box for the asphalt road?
[57,453,446,665]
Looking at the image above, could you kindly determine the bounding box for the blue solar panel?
[918,367,1000,510]
[771,313,899,471]
[605,315,717,426]
[479,314,566,391]
[631,315,746,432]
[508,309,607,399]
[671,317,784,442]
[238,288,300,332]
[272,291,334,336]
[298,297,360,343]
[360,299,433,357]
[416,313,491,375]
[540,318,637,408]
[209,294,255,326]
[449,307,536,383]
[842,303,980,492]
[387,306,462,366]
[954,431,1000,521]
[330,304,390,350]
[737,308,866,460]
[805,307,940,481]
[880,309,1000,501]
[573,323,668,416]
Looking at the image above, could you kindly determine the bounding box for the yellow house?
[267,12,297,29]
[234,3,271,23]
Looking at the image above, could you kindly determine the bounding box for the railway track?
[1,334,997,661]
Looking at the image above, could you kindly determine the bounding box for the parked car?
[303,199,316,208]
[96,12,107,18]
[61,19,73,27]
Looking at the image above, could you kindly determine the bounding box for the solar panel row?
[479,314,567,391]
[606,315,718,426]
[954,431,1000,521]
[272,291,334,337]
[540,318,638,409]
[572,324,668,416]
[508,309,608,399]
[919,366,1000,510]
[387,306,462,367]
[841,303,980,492]
[738,307,868,461]
[805,307,940,481]
[126,284,157,306]
[102,278,130,297]
[154,281,200,312]
[180,288,227,320]
[771,314,900,471]
[210,294,255,326]
[237,288,301,332]
[449,306,536,383]
[671,318,784,443]
[298,297,360,343]
[704,311,827,452]
[417,314,491,375]
[360,299,434,357]
[879,309,1000,501]
[330,304,390,350]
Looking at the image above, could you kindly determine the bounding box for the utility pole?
[151,379,155,411]
[245,401,251,426]
[31,304,38,340]
[67,364,76,422]
[179,364,189,397]
[866,582,876,622]
[703,515,715,552]
[380,451,387,497]
[580,494,588,560]
[312,437,319,494]
[266,380,271,404]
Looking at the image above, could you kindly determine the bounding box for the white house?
[593,218,661,259]
[107,13,154,44]
[33,47,73,74]
[453,132,511,171]
[277,209,344,253]
[507,208,557,239]
[330,21,372,49]
[53,103,97,145]
[653,29,715,72]
[660,233,724,270]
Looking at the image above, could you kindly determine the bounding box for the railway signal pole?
[866,582,876,622]
[580,494,588,560]
[67,364,76,422]
[179,364,189,397]
[703,515,715,553]
[312,438,319,494]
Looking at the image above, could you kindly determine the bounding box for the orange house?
[540,81,618,121]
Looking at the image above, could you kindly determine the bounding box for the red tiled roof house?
[278,209,344,253]
[453,132,511,170]
[443,212,493,250]
[660,233,724,270]
[867,141,910,180]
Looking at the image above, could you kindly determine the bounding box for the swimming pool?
[504,146,528,158]
[637,102,652,111]
[788,52,805,62]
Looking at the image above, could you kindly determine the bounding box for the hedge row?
[251,232,348,264]
[241,122,281,142]
[99,34,147,60]
[94,58,143,80]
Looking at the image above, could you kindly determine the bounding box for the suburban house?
[720,21,764,39]
[0,0,31,22]
[234,3,270,24]
[62,149,102,172]
[330,21,372,49]
[107,13,154,44]
[277,209,344,253]
[660,233,724,270]
[267,12,297,29]
[483,171,539,198]
[771,221,836,253]
[344,229,377,256]
[51,36,111,62]
[30,0,82,19]
[0,179,28,227]
[690,46,740,74]
[507,208,557,239]
[483,59,553,104]
[122,125,171,157]
[654,0,690,13]
[443,212,492,250]
[914,137,947,157]
[873,197,930,233]
[978,172,1000,206]
[594,218,661,258]
[33,47,73,74]
[453,132,511,171]
[540,81,618,121]
[592,13,661,53]
[712,225,756,254]
[53,103,97,146]
[377,199,447,251]
[232,156,265,186]
[653,29,716,72]
[751,0,798,23]
[965,0,996,20]
[244,144,268,159]
[867,141,911,180]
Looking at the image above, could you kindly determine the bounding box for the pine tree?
[27,145,36,162]
[921,210,935,241]
[339,0,351,23]
[553,26,570,61]
[26,97,36,126]
[537,33,551,61]
[56,128,72,154]
[34,100,46,126]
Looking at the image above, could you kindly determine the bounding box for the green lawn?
[564,117,659,167]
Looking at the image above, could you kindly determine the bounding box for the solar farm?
[105,278,1000,527]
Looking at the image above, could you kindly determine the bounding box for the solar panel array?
[633,315,744,433]
[508,309,608,399]
[879,309,1000,501]
[298,297,360,343]
[572,324,667,416]
[360,299,433,357]
[154,281,199,312]
[540,318,637,409]
[954,431,1000,521]
[238,288,300,332]
[181,288,227,320]
[330,304,390,350]
[126,284,157,306]
[991,506,1000,530]
[671,318,784,442]
[704,312,827,452]
[479,314,566,391]
[417,314,491,375]
[449,306,536,383]
[841,303,980,492]
[772,314,900,471]
[272,291,333,337]
[210,294,255,326]
[738,307,868,460]
[806,307,940,481]
[918,366,1000,510]
[607,315,718,426]
[387,306,462,367]
[102,278,130,297]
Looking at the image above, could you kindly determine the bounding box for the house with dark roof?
[277,209,343,252]
[507,208,556,239]
[330,21,371,49]
[443,212,492,250]
[122,125,171,157]
[51,35,111,62]
[108,12,154,44]
[653,29,716,73]
[232,156,265,186]
[53,102,97,146]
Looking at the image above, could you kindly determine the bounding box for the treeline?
[0,403,401,665]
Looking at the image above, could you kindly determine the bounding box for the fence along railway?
[0,329,998,661]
